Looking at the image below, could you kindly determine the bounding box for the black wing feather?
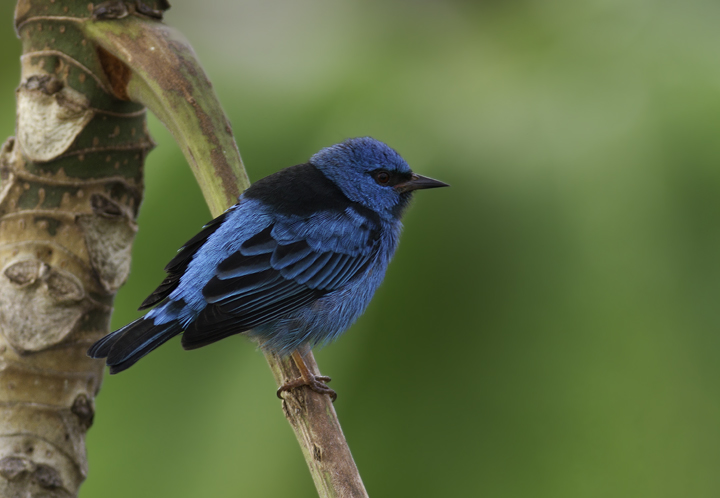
[216,252,273,279]
[218,279,301,313]
[182,288,322,350]
[239,226,276,255]
[203,269,282,303]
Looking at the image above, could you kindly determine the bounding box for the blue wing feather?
[279,252,323,279]
[180,206,380,350]
[203,269,282,303]
[239,226,277,255]
[305,253,346,289]
[215,252,272,279]
[294,252,334,284]
[271,241,315,267]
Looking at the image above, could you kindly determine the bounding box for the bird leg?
[277,350,337,402]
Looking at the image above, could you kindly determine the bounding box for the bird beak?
[394,173,450,193]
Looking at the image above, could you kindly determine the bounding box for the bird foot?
[277,374,337,402]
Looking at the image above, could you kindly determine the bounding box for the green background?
[3,0,720,496]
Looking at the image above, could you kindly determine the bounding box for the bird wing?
[138,210,230,310]
[180,208,381,350]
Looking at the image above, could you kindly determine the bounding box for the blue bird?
[88,137,448,400]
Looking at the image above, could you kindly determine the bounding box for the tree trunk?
[0,1,161,495]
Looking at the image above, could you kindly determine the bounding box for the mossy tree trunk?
[1,2,367,497]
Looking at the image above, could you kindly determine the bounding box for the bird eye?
[374,170,391,185]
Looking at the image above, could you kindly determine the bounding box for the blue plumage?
[88,137,448,391]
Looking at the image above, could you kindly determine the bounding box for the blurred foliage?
[3,0,720,496]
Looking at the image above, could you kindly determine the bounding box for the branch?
[82,10,368,498]
[266,353,368,497]
[83,13,249,216]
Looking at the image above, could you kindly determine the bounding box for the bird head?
[310,137,448,220]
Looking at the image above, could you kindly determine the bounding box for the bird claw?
[277,374,337,402]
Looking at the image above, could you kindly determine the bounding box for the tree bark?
[0,1,160,495]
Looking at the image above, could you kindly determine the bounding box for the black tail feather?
[87,318,183,374]
[87,327,123,358]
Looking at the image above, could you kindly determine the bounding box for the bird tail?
[87,318,183,374]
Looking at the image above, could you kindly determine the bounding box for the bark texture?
[0,1,162,496]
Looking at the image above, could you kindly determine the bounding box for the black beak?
[395,173,450,193]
